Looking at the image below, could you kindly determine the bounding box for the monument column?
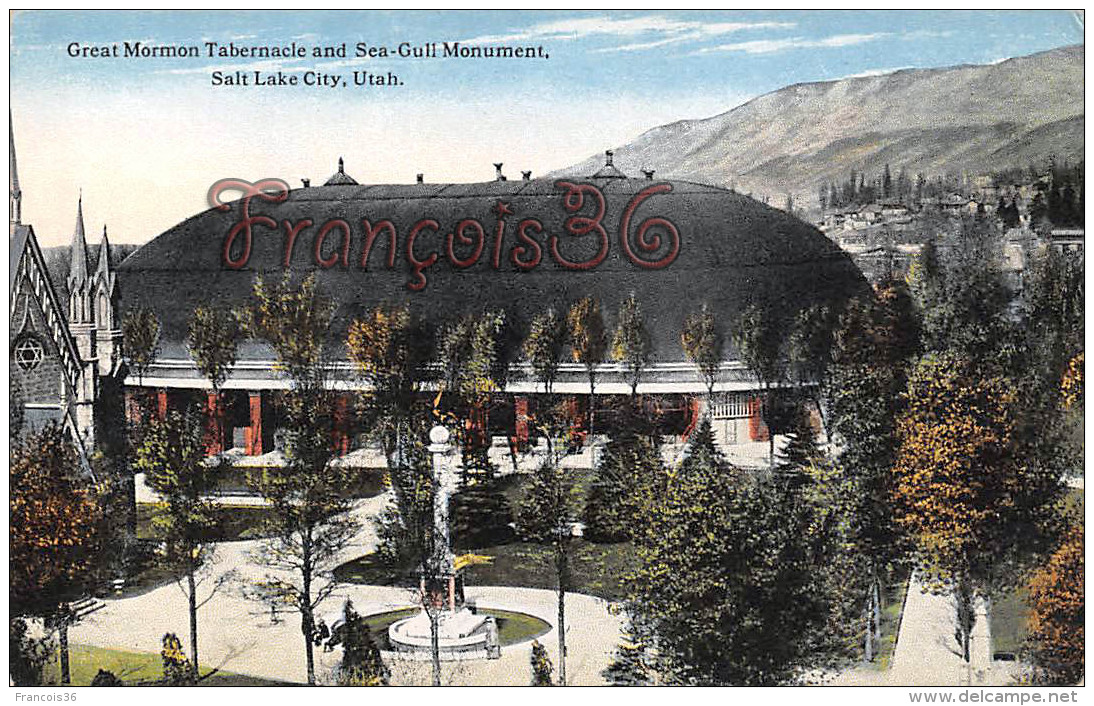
[428,425,455,578]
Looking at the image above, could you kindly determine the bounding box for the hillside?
[554,45,1084,209]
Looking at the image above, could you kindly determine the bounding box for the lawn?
[333,539,638,601]
[362,607,550,649]
[136,502,280,542]
[336,467,636,600]
[41,644,291,686]
[870,567,912,671]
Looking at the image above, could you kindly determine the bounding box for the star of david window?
[14,336,44,372]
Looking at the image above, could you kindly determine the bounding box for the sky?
[9,10,1084,247]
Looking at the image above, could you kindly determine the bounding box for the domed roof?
[118,175,866,362]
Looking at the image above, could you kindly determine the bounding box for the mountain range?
[555,45,1084,210]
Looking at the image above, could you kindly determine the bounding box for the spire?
[69,196,90,287]
[10,112,21,226]
[96,224,111,278]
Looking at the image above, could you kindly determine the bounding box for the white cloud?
[695,32,891,55]
[462,15,796,51]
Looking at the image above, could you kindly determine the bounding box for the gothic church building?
[9,121,121,464]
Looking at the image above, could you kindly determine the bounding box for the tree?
[611,293,651,397]
[567,297,608,438]
[774,411,823,494]
[438,311,514,549]
[732,303,787,465]
[160,632,192,686]
[524,307,569,395]
[892,354,1063,663]
[681,305,724,401]
[603,616,659,686]
[9,619,52,686]
[347,304,433,463]
[629,417,845,684]
[239,273,359,685]
[134,407,229,682]
[530,639,554,685]
[1025,524,1084,685]
[583,405,663,543]
[90,669,123,687]
[785,304,837,436]
[122,306,161,386]
[827,284,918,661]
[187,304,241,452]
[373,429,436,571]
[516,444,579,684]
[1022,247,1084,386]
[337,599,389,685]
[10,424,104,685]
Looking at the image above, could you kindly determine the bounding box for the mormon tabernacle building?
[10,127,867,464]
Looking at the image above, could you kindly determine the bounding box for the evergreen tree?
[583,408,663,543]
[530,639,554,685]
[338,600,389,685]
[630,418,845,684]
[828,281,918,660]
[438,311,515,549]
[603,616,659,686]
[160,633,192,685]
[774,410,822,493]
[9,619,52,686]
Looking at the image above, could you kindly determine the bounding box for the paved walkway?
[71,489,622,685]
[831,574,1014,686]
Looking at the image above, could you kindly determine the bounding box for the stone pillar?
[514,396,530,445]
[204,392,224,456]
[245,391,265,456]
[748,396,769,442]
[156,389,168,420]
[428,426,455,579]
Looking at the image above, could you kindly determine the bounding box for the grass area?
[337,467,636,600]
[462,540,638,601]
[991,588,1030,658]
[335,539,638,601]
[41,644,291,686]
[362,608,550,649]
[136,503,281,542]
[871,567,912,671]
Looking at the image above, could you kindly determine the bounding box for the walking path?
[71,490,622,685]
[831,574,1014,686]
